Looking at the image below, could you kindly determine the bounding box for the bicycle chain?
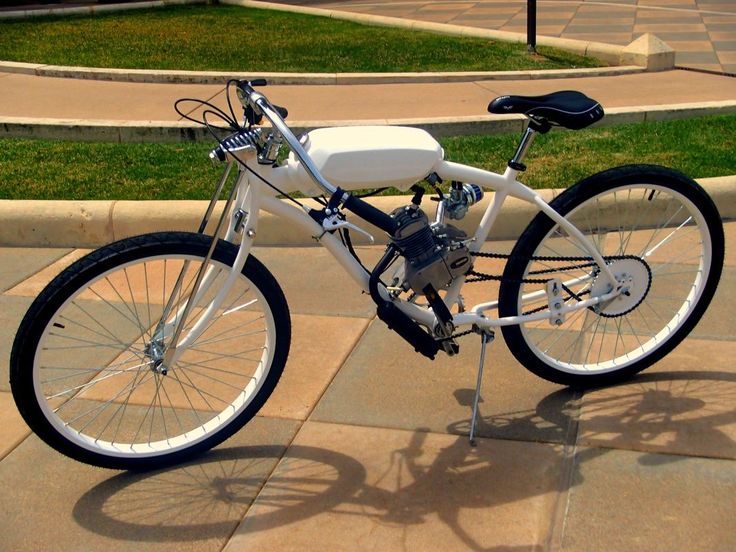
[441,251,648,341]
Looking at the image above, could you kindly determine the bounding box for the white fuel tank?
[282,126,443,197]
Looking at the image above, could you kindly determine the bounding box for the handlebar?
[230,80,398,235]
[235,80,340,197]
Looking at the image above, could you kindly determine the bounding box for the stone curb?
[0,60,645,85]
[1,177,734,248]
[0,0,207,19]
[2,101,735,142]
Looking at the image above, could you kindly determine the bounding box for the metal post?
[527,0,537,53]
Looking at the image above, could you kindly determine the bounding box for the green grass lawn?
[0,4,599,72]
[1,115,734,201]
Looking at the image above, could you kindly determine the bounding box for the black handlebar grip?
[273,104,289,120]
[343,194,398,235]
[249,79,267,87]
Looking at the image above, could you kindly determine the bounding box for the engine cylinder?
[390,206,437,266]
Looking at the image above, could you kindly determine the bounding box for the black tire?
[499,165,724,387]
[10,232,291,470]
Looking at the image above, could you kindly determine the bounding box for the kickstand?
[469,328,495,446]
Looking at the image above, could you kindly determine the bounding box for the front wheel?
[499,165,724,387]
[10,232,291,470]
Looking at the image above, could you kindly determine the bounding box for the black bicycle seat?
[488,91,604,130]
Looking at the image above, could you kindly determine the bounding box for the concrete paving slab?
[724,220,736,266]
[0,391,29,461]
[0,295,33,392]
[312,318,580,444]
[0,247,71,292]
[689,267,736,341]
[578,338,736,459]
[227,421,565,552]
[4,248,92,297]
[560,447,736,551]
[251,245,383,318]
[259,313,370,421]
[0,415,300,552]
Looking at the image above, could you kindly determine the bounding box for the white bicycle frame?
[163,86,625,365]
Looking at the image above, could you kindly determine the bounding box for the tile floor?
[0,220,734,550]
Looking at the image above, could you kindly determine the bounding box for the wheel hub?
[590,257,652,317]
[144,339,168,375]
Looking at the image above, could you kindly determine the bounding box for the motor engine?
[389,204,473,295]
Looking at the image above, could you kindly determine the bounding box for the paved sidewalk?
[1,69,735,123]
[277,0,736,74]
[0,222,735,551]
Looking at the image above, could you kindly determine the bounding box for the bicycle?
[9,80,725,470]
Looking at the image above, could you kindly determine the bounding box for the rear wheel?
[10,232,290,470]
[499,165,724,387]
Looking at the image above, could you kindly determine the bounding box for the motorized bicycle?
[9,80,724,469]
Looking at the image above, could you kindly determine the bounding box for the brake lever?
[322,213,375,244]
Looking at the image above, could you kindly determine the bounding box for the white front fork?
[163,171,259,367]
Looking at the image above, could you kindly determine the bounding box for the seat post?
[508,118,550,172]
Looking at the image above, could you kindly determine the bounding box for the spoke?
[624,316,645,350]
[83,286,152,334]
[638,199,683,256]
[110,366,148,444]
[45,360,151,400]
[166,367,205,427]
[60,371,155,424]
[185,343,266,361]
[67,299,140,350]
[107,272,149,339]
[223,298,258,316]
[152,376,168,445]
[642,299,667,322]
[175,362,255,392]
[653,268,702,277]
[176,356,261,378]
[645,216,693,257]
[168,366,220,410]
[56,313,137,351]
[191,327,266,348]
[131,375,160,446]
[159,381,187,437]
[41,354,143,384]
[580,314,603,366]
[190,285,253,342]
[144,262,153,342]
[596,316,610,366]
[633,306,658,341]
[618,188,649,254]
[613,318,623,361]
[47,331,135,351]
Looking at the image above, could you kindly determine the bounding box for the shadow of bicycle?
[72,370,735,550]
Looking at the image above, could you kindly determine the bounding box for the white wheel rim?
[516,184,713,375]
[32,254,278,459]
